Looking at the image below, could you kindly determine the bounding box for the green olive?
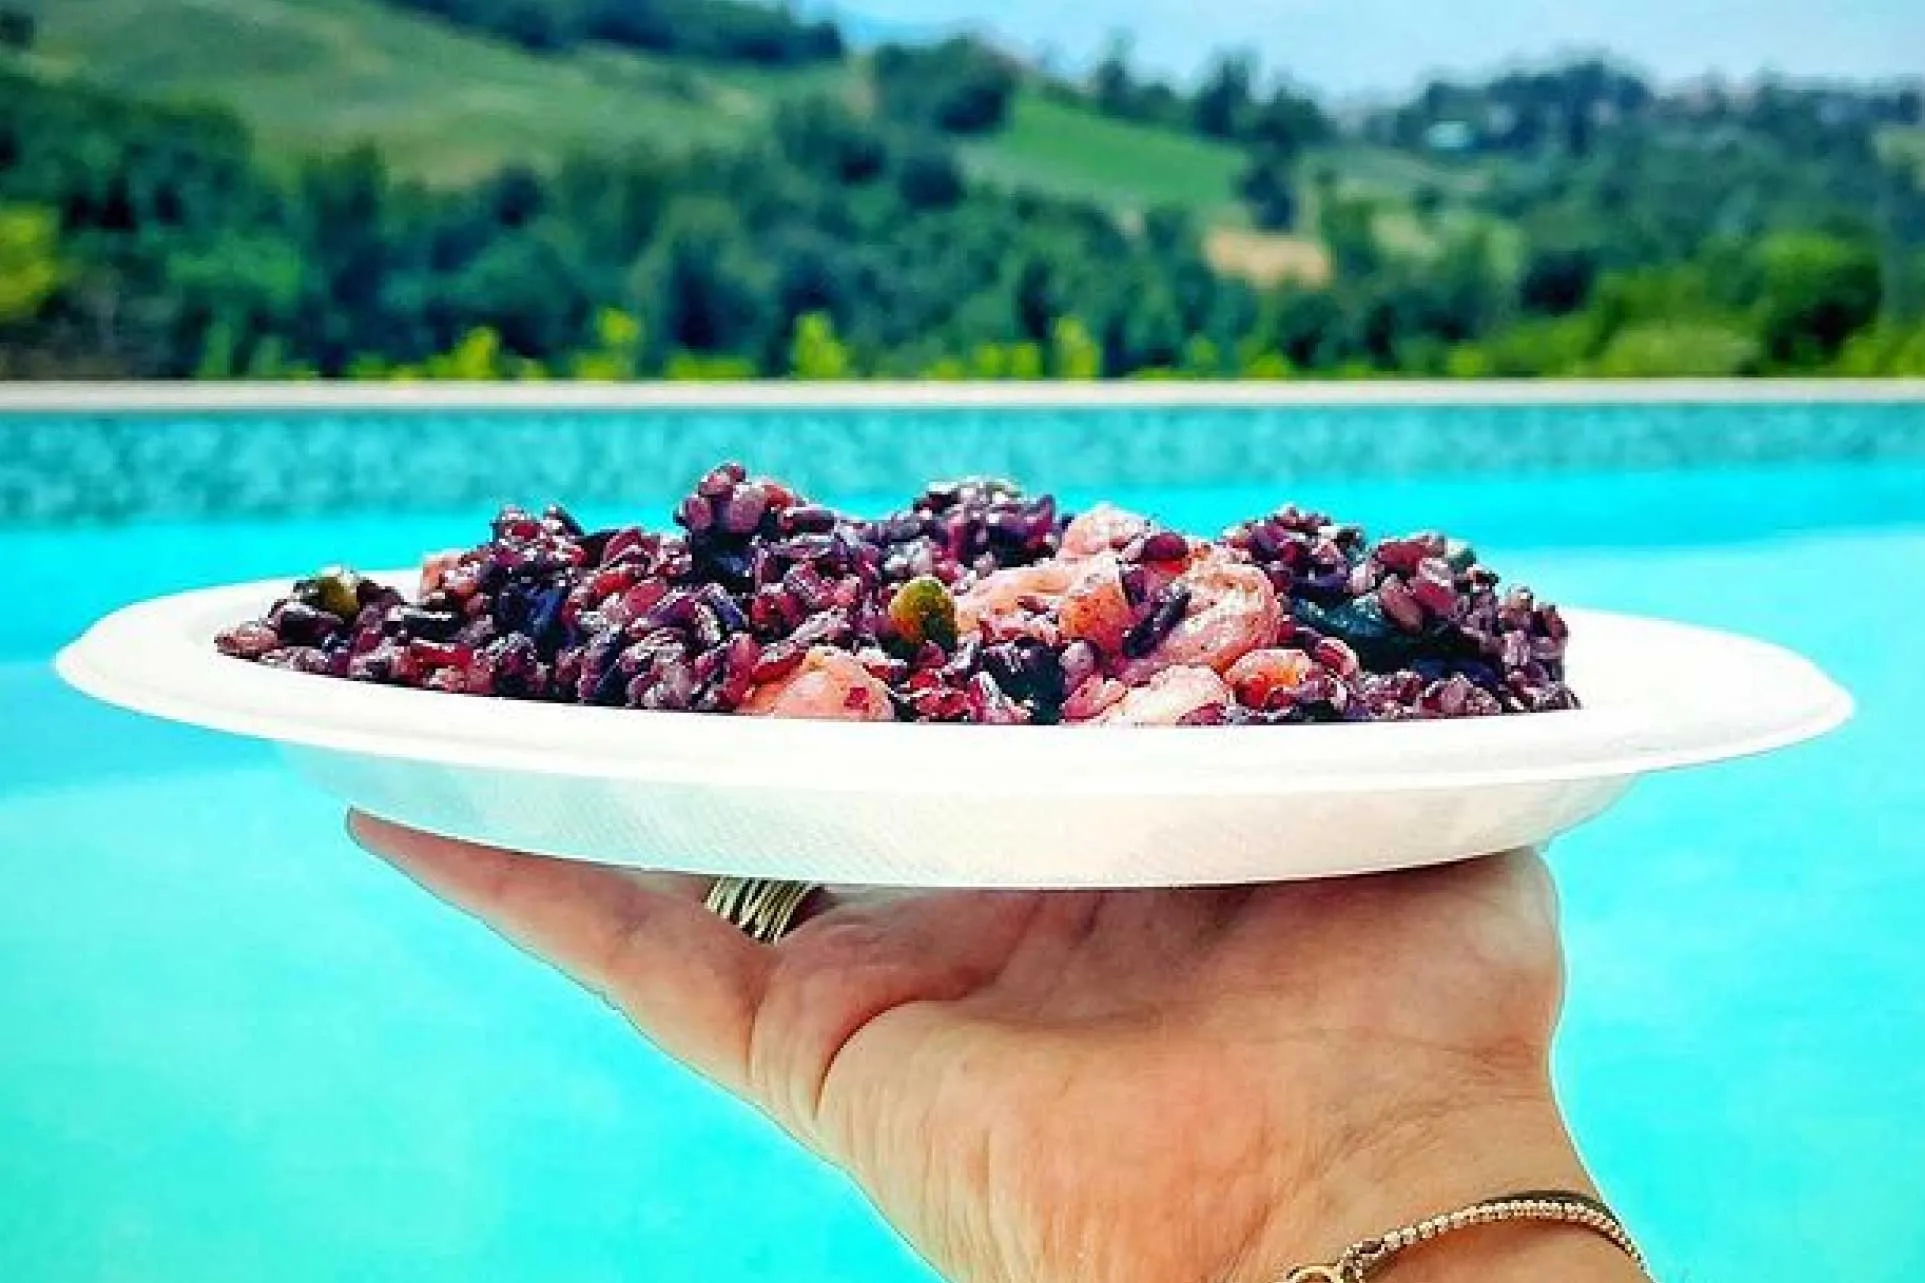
[301,565,366,620]
[888,575,959,650]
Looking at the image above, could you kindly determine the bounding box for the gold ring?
[704,877,820,944]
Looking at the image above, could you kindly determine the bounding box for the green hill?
[10,0,832,181]
[961,91,1245,217]
[9,0,1248,213]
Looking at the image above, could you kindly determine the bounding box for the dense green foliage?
[0,8,33,50]
[873,38,1019,136]
[1362,60,1919,159]
[1081,37,1332,156]
[2,16,1924,381]
[0,70,1251,378]
[381,0,840,63]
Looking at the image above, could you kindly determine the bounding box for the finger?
[348,812,771,1092]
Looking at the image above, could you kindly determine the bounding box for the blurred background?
[0,0,1922,380]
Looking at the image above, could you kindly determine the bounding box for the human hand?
[349,815,1638,1283]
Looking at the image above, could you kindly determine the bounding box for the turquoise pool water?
[4,453,1923,1281]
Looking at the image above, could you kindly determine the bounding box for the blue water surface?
[3,450,1923,1282]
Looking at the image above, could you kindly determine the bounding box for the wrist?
[1226,1092,1641,1283]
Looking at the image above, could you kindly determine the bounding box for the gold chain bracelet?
[1280,1189,1649,1282]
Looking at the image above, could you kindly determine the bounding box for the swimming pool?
[3,401,1923,1281]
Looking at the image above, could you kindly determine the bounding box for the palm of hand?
[351,816,1563,1283]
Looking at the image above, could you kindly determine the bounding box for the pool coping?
[1,378,1922,413]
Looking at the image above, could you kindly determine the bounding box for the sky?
[836,1,1925,96]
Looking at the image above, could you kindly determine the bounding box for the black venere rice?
[215,463,1577,726]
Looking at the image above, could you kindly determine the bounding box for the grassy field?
[13,0,825,181]
[960,90,1247,215]
[1317,142,1492,199]
[1287,142,1516,266]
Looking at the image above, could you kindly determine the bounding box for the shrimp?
[1225,648,1314,710]
[1056,554,1133,655]
[1060,503,1151,559]
[418,548,466,597]
[741,646,895,722]
[955,561,1078,639]
[1061,675,1129,722]
[1119,554,1282,684]
[1090,666,1231,726]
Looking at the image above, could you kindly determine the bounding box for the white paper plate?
[56,572,1852,887]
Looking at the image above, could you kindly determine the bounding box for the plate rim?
[55,572,1855,797]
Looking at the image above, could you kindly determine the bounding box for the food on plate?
[215,463,1576,725]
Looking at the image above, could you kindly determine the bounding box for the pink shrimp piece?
[1119,556,1282,683]
[1061,675,1129,722]
[1060,503,1151,558]
[1225,648,1314,710]
[741,646,895,722]
[418,549,465,597]
[1091,666,1232,726]
[1057,554,1133,654]
[955,561,1078,637]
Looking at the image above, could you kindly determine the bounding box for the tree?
[1181,333,1223,376]
[1749,232,1883,367]
[1194,50,1258,139]
[569,307,645,379]
[1834,321,1925,375]
[1010,257,1058,342]
[1117,281,1185,369]
[444,231,586,358]
[895,144,964,210]
[422,326,508,379]
[873,38,1017,135]
[1318,194,1384,280]
[1247,86,1330,154]
[1262,288,1351,369]
[1411,184,1444,225]
[1091,32,1135,118]
[1593,321,1760,376]
[497,1,563,52]
[1238,148,1299,231]
[295,145,394,371]
[0,8,33,50]
[1049,316,1102,378]
[483,163,546,227]
[376,0,844,65]
[789,310,854,379]
[0,203,62,324]
[1519,244,1600,315]
[627,199,771,358]
[774,98,889,184]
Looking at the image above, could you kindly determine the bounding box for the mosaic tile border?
[3,391,1923,526]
